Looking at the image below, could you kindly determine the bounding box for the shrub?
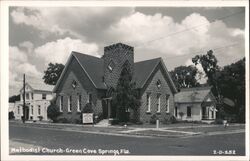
[212,118,224,124]
[47,103,61,122]
[57,117,70,123]
[82,103,93,113]
[38,116,43,121]
[163,114,177,124]
[9,111,15,120]
[149,114,159,124]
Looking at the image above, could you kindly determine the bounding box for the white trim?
[68,96,72,112]
[166,95,170,113]
[59,96,63,112]
[77,95,81,112]
[157,95,161,113]
[146,94,151,112]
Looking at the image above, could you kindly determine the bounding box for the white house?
[175,87,217,121]
[14,82,54,121]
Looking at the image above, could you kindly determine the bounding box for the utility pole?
[22,74,26,123]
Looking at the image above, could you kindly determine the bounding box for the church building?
[53,43,178,123]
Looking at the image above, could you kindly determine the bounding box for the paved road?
[9,124,245,155]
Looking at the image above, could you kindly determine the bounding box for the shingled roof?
[175,87,213,103]
[72,51,106,89]
[54,51,177,92]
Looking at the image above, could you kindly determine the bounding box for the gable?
[134,58,177,94]
[54,55,96,93]
[20,83,33,93]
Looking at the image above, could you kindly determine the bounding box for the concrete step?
[96,119,110,127]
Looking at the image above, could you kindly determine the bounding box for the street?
[9,124,245,155]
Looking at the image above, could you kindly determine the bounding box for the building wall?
[103,43,134,88]
[139,64,175,123]
[55,57,103,123]
[14,100,50,121]
[175,103,202,121]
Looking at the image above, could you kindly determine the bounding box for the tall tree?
[113,62,141,122]
[43,63,64,85]
[170,65,200,89]
[217,58,245,122]
[192,50,220,96]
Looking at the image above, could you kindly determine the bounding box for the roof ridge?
[72,51,102,60]
[135,57,161,64]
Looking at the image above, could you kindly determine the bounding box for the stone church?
[53,43,177,123]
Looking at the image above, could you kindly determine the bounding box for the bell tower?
[103,43,134,88]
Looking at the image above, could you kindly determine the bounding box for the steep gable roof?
[134,58,178,93]
[175,87,213,103]
[72,52,106,89]
[54,51,177,93]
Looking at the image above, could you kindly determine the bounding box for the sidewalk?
[9,120,245,138]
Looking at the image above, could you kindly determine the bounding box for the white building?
[14,82,54,121]
[175,87,217,121]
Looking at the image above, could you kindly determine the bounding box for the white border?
[1,1,249,161]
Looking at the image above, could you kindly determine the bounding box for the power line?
[135,10,244,48]
[161,42,240,60]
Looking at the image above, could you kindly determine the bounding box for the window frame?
[68,96,72,112]
[166,94,170,113]
[42,94,46,100]
[146,93,151,113]
[77,94,81,112]
[38,105,41,115]
[59,96,63,112]
[157,94,161,113]
[187,106,192,117]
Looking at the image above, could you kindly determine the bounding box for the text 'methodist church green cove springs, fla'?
[53,43,217,123]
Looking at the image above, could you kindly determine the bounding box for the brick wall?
[55,56,103,122]
[139,64,175,123]
[103,43,134,88]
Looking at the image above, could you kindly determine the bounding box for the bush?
[47,103,61,122]
[82,103,93,113]
[57,118,70,123]
[38,116,43,121]
[9,111,15,120]
[163,114,177,124]
[150,114,159,124]
[212,118,224,124]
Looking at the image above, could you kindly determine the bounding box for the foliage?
[170,65,200,89]
[57,117,70,123]
[149,114,159,124]
[9,111,15,120]
[216,58,245,122]
[178,112,184,120]
[163,114,177,124]
[82,103,93,113]
[9,95,20,103]
[47,103,61,122]
[113,62,141,123]
[43,63,65,85]
[192,50,245,123]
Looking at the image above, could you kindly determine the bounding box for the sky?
[9,7,245,96]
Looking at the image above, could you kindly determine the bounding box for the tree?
[192,50,220,96]
[9,95,20,103]
[47,103,61,122]
[113,62,141,123]
[170,65,200,89]
[43,63,64,85]
[217,58,245,122]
